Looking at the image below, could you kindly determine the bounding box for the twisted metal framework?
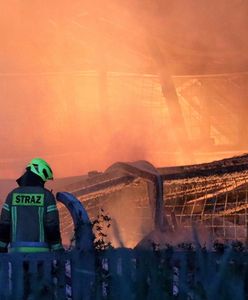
[58,155,248,246]
[163,159,248,241]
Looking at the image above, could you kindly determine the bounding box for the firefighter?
[0,158,63,253]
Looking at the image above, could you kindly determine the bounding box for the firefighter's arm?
[44,193,64,251]
[0,194,11,252]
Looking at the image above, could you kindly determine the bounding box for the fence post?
[11,254,24,300]
[0,254,11,299]
[71,249,95,300]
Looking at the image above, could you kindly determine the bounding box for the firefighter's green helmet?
[27,158,53,182]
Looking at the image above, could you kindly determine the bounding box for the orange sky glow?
[1,0,248,178]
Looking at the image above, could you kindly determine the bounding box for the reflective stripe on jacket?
[10,241,50,253]
[0,186,62,251]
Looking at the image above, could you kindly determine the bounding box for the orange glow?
[0,1,248,178]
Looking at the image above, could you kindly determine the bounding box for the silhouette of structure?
[58,154,248,247]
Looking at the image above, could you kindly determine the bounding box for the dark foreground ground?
[1,246,248,299]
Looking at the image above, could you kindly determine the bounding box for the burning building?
[0,1,248,249]
[57,154,248,248]
[1,1,248,178]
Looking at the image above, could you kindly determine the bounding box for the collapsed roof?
[58,154,248,247]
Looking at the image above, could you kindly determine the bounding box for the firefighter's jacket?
[0,185,63,252]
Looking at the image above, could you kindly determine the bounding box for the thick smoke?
[0,1,248,178]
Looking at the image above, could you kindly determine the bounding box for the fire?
[0,1,248,178]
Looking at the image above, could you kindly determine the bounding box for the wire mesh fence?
[164,170,248,242]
